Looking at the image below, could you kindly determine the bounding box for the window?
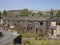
[17,21,19,23]
[0,32,4,38]
[56,22,60,25]
[38,21,43,25]
[40,22,43,25]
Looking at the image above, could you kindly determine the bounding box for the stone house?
[2,16,51,34]
[49,17,60,38]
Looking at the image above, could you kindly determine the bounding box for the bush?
[23,39,31,44]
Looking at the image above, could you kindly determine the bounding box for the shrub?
[22,38,32,45]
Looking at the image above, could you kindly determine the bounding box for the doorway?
[51,30,54,35]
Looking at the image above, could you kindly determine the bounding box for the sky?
[0,0,60,11]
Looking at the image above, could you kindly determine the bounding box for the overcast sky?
[0,0,60,11]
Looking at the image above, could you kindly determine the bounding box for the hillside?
[6,9,60,17]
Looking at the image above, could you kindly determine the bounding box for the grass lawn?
[14,39,60,45]
[13,32,60,45]
[22,33,39,37]
[33,39,60,45]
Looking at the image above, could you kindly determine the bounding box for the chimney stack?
[50,9,53,17]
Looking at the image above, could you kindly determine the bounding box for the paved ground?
[0,28,19,45]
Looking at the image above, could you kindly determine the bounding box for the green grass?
[40,40,60,45]
[22,33,39,37]
[14,39,60,45]
[32,39,60,45]
[14,44,22,45]
[14,43,33,45]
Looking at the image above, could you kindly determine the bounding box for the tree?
[32,12,34,16]
[13,24,21,34]
[0,11,1,19]
[55,11,60,17]
[2,10,7,17]
[39,11,43,16]
[20,9,31,16]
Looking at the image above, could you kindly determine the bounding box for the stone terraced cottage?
[2,10,60,38]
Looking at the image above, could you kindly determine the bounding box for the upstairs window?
[40,22,43,25]
[39,21,43,25]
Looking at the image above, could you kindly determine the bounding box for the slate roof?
[2,16,50,21]
[49,26,57,30]
[0,28,18,45]
[50,17,60,22]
